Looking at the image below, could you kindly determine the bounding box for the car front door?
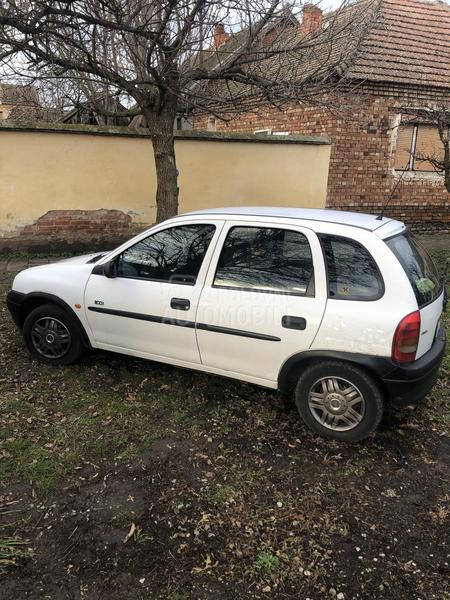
[84,220,223,364]
[195,221,327,386]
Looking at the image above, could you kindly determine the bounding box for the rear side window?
[386,233,441,307]
[214,226,314,295]
[319,235,384,301]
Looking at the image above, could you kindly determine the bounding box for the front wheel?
[23,303,85,365]
[294,360,384,442]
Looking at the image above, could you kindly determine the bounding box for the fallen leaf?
[123,523,136,544]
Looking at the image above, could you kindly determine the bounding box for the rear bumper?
[6,290,25,328]
[381,323,446,406]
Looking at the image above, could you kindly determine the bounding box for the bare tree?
[402,104,450,193]
[0,0,374,221]
[0,79,66,121]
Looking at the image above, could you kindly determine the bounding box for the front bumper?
[6,290,25,328]
[381,323,446,406]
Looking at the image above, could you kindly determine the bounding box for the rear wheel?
[23,303,85,365]
[294,360,384,442]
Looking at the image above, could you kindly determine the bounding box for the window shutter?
[413,125,444,172]
[394,124,414,170]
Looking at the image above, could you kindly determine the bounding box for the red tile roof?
[347,0,450,88]
[187,0,449,113]
[0,83,39,104]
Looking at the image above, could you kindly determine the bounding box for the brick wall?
[193,86,449,231]
[0,209,140,253]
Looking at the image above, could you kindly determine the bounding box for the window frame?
[114,222,218,286]
[212,224,316,297]
[207,117,217,131]
[395,121,444,174]
[318,234,385,302]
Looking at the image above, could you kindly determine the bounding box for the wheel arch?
[278,350,393,395]
[19,292,91,348]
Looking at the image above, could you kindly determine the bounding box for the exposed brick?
[193,84,449,230]
[0,209,141,253]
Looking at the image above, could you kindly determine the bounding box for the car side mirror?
[103,259,117,279]
[92,259,118,277]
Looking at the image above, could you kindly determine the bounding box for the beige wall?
[178,137,329,213]
[0,126,330,239]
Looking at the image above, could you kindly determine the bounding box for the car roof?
[181,207,404,235]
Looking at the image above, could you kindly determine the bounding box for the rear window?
[319,235,384,301]
[386,233,441,307]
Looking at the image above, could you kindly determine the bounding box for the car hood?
[57,252,109,265]
[11,252,108,295]
[21,251,109,272]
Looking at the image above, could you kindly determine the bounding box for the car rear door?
[195,220,327,386]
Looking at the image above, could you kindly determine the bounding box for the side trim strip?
[88,305,196,328]
[196,322,281,342]
[87,306,281,342]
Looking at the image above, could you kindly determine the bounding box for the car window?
[214,226,314,295]
[319,234,384,301]
[386,232,441,307]
[117,224,216,284]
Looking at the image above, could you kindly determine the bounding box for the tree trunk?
[145,105,179,223]
[444,140,450,193]
[152,129,179,222]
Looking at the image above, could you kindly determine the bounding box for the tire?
[294,360,384,442]
[23,303,85,365]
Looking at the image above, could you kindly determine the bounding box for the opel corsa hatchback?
[7,208,446,442]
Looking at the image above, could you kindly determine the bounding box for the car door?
[84,220,223,364]
[195,220,327,385]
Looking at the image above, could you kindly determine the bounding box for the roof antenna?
[376,168,406,220]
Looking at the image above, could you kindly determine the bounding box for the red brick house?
[192,0,450,231]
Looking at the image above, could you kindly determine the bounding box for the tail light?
[392,311,421,363]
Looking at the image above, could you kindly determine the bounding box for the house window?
[254,128,290,136]
[394,122,443,172]
[174,115,193,131]
[207,117,217,132]
[414,125,443,172]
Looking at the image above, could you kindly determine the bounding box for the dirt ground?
[0,236,449,600]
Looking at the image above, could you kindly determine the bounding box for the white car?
[7,207,446,441]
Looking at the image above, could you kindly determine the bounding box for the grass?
[425,237,450,373]
[0,349,207,492]
[0,507,33,575]
[253,550,280,576]
[206,483,236,506]
[0,536,32,573]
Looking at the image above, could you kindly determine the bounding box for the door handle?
[282,315,307,330]
[171,297,190,311]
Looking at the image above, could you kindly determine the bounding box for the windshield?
[386,233,441,307]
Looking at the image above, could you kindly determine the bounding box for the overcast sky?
[323,0,346,7]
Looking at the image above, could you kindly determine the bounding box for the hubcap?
[308,376,365,431]
[31,317,71,359]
